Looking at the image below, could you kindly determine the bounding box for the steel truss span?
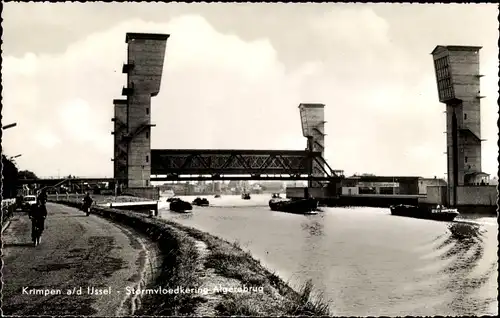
[150,175,336,181]
[151,149,331,176]
[18,150,344,185]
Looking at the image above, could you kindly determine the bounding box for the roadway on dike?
[2,203,151,316]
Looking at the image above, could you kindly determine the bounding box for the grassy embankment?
[51,197,332,316]
[159,219,332,316]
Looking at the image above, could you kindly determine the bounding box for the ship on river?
[269,198,318,215]
[170,198,193,213]
[192,197,210,207]
[390,204,459,221]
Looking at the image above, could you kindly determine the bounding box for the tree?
[18,170,38,180]
[2,155,19,198]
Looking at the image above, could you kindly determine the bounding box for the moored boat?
[214,194,221,198]
[170,198,193,213]
[241,193,251,200]
[269,198,319,214]
[192,197,210,206]
[390,204,459,221]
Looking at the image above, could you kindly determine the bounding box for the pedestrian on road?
[82,192,93,213]
[29,194,48,245]
[37,189,48,205]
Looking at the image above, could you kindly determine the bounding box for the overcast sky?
[2,3,498,179]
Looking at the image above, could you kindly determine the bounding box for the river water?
[158,194,498,316]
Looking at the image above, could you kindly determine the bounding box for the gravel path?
[2,203,151,316]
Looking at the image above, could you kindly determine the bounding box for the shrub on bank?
[1,199,16,229]
[50,199,331,316]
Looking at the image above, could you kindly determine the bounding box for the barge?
[170,198,193,213]
[390,204,459,221]
[269,198,319,215]
[192,197,209,206]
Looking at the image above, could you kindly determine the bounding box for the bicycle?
[81,202,91,216]
[31,219,43,247]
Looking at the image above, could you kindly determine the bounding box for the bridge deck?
[151,149,323,176]
[17,175,341,185]
[18,149,344,185]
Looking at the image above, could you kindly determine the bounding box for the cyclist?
[29,193,48,246]
[82,192,93,214]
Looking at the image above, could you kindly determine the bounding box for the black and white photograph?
[1,2,498,317]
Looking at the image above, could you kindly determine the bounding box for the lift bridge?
[150,148,344,182]
[18,33,344,192]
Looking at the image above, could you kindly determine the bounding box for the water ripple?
[158,194,498,316]
[432,222,498,315]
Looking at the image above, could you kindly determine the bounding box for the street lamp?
[2,123,17,130]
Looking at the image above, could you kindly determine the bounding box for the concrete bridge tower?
[112,99,128,186]
[431,45,488,207]
[299,103,326,188]
[112,33,169,192]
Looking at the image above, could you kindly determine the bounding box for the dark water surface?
[159,194,498,316]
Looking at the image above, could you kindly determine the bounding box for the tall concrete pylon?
[299,103,326,188]
[112,33,169,189]
[431,45,488,206]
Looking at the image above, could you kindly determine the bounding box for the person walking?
[29,193,48,246]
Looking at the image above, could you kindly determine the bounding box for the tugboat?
[169,198,193,213]
[241,193,251,200]
[269,197,318,215]
[192,197,210,206]
[390,204,459,222]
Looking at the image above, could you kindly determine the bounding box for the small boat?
[269,198,318,214]
[170,199,193,213]
[241,193,251,200]
[390,204,459,222]
[214,194,221,198]
[192,197,209,206]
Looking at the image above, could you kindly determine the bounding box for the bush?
[1,199,16,228]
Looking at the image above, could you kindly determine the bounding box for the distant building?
[418,177,447,195]
[490,177,498,186]
[259,181,285,192]
[341,175,420,196]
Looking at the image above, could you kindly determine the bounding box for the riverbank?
[47,194,153,204]
[51,198,331,316]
